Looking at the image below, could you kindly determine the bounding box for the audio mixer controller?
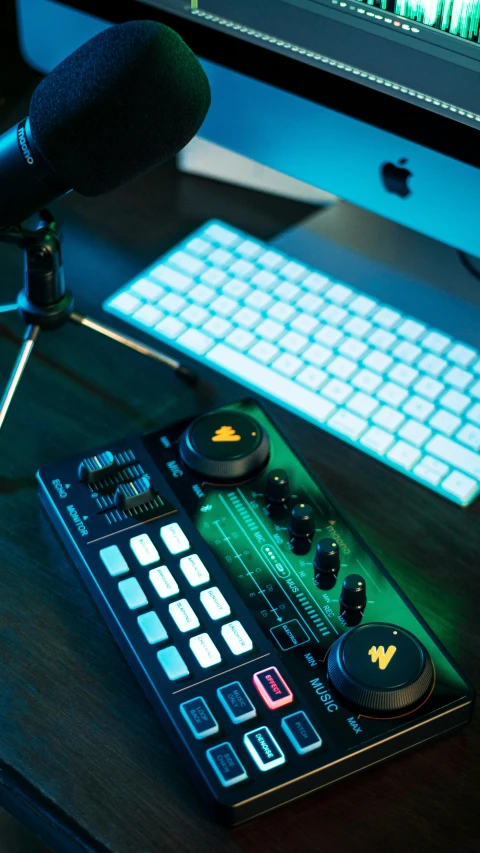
[38,399,475,823]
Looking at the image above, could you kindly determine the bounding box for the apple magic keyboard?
[104,220,480,507]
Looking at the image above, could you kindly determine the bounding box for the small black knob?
[266,469,290,504]
[289,503,315,539]
[340,574,367,612]
[314,538,340,581]
[78,451,116,484]
[115,475,155,510]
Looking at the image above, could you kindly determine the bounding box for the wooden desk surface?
[0,70,479,853]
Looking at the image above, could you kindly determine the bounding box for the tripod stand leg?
[69,311,196,383]
[0,303,18,314]
[0,325,41,431]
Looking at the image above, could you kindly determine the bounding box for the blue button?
[281,711,322,754]
[206,742,248,787]
[100,545,129,576]
[244,727,286,771]
[217,682,257,724]
[157,646,189,680]
[180,697,219,739]
[118,577,148,610]
[137,611,168,644]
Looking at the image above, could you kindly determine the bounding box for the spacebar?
[206,344,336,423]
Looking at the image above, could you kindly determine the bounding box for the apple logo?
[380,158,412,198]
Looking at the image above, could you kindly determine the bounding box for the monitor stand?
[271,202,480,350]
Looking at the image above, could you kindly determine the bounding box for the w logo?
[368,645,397,670]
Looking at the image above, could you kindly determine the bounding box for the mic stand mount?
[0,210,196,433]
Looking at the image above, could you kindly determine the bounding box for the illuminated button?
[217,682,257,724]
[253,667,293,710]
[160,522,190,555]
[129,533,160,566]
[137,611,168,644]
[200,586,231,620]
[179,554,210,587]
[244,726,286,771]
[221,620,253,655]
[99,545,129,577]
[206,742,248,787]
[179,409,270,482]
[281,711,322,754]
[180,697,219,739]
[157,645,189,681]
[189,633,222,668]
[118,577,148,610]
[169,599,200,633]
[149,566,179,600]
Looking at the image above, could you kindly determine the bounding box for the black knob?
[340,574,367,612]
[114,475,155,510]
[289,503,315,539]
[327,622,434,714]
[180,409,269,482]
[266,469,290,504]
[314,538,340,580]
[78,450,116,484]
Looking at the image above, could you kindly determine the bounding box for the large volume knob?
[265,469,290,504]
[180,409,270,482]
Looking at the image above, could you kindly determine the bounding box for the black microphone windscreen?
[29,21,211,197]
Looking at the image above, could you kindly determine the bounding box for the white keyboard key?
[315,326,343,348]
[303,272,331,293]
[230,258,256,279]
[249,340,279,365]
[397,319,426,341]
[441,471,479,503]
[403,396,435,422]
[429,409,461,436]
[372,406,405,432]
[190,284,216,305]
[258,250,285,271]
[281,261,308,282]
[268,301,296,323]
[388,364,418,387]
[328,409,367,440]
[471,380,480,399]
[297,293,323,314]
[256,319,284,342]
[422,331,451,354]
[343,317,372,339]
[251,270,278,291]
[373,307,401,329]
[223,278,250,299]
[208,248,233,268]
[418,353,447,377]
[273,353,303,378]
[177,328,215,355]
[236,239,262,259]
[321,304,348,326]
[398,420,431,448]
[180,554,210,587]
[440,389,470,415]
[159,293,187,315]
[169,251,205,277]
[204,223,240,247]
[207,344,336,423]
[221,621,253,655]
[297,366,328,391]
[275,281,301,303]
[130,533,160,566]
[387,441,421,470]
[368,329,396,351]
[360,426,395,455]
[190,633,222,668]
[150,264,193,293]
[377,382,408,408]
[425,435,480,479]
[131,278,164,301]
[200,267,228,288]
[210,295,238,317]
[160,522,190,555]
[414,376,444,401]
[447,343,477,367]
[245,290,272,311]
[155,316,186,340]
[347,392,379,418]
[326,283,354,305]
[352,369,383,394]
[186,237,211,257]
[169,599,200,633]
[363,351,393,374]
[322,378,353,404]
[349,295,377,317]
[279,331,309,355]
[413,456,449,486]
[202,317,232,340]
[109,292,142,315]
[443,366,473,392]
[133,304,164,328]
[233,307,261,329]
[338,337,368,361]
[468,403,480,425]
[118,577,148,610]
[149,566,179,600]
[157,646,189,681]
[327,355,357,380]
[456,424,480,451]
[392,341,422,365]
[200,587,231,621]
[290,313,319,336]
[303,343,332,367]
[138,611,168,645]
[225,328,256,351]
[180,304,210,326]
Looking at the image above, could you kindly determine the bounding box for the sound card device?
[37,399,475,824]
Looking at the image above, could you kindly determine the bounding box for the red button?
[252,667,293,710]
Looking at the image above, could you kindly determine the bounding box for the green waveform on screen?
[362,0,480,41]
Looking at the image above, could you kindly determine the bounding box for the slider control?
[78,451,116,484]
[115,475,156,511]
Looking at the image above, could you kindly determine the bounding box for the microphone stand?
[0,210,195,432]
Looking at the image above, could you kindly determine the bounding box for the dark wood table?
[0,53,479,853]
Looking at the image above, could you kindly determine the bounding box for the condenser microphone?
[0,20,211,226]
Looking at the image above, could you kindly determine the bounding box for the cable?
[457,249,480,282]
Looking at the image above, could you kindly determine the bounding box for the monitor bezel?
[56,0,480,170]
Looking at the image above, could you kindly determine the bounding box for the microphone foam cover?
[29,20,211,196]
